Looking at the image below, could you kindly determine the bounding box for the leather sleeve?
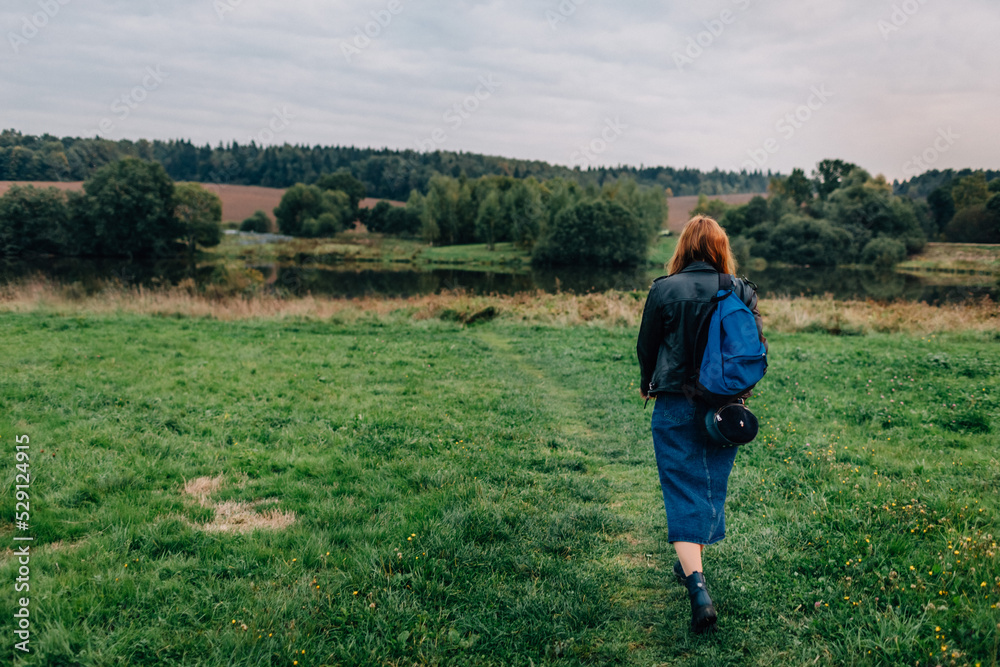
[636,285,664,392]
[737,278,767,352]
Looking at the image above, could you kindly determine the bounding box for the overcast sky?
[2,0,997,182]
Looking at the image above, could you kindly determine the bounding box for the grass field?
[1,297,998,666]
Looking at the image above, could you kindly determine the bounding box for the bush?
[384,206,421,237]
[531,199,648,267]
[274,184,352,237]
[944,204,1000,243]
[0,185,67,256]
[240,210,271,233]
[750,215,852,266]
[720,196,768,237]
[363,200,394,233]
[303,212,342,237]
[730,235,753,272]
[861,237,906,268]
[174,183,223,252]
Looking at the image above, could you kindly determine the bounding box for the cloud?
[1,0,997,181]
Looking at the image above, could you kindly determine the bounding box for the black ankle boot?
[673,559,687,585]
[685,572,717,633]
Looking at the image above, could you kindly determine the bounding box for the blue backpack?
[686,274,767,408]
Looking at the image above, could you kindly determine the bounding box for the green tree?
[719,196,768,237]
[784,168,814,207]
[174,183,223,254]
[79,157,179,256]
[273,184,352,237]
[385,206,421,236]
[691,194,730,220]
[753,215,852,266]
[0,185,67,256]
[827,169,925,258]
[315,169,367,219]
[475,189,503,250]
[951,172,989,210]
[363,200,394,234]
[540,178,583,229]
[240,210,271,233]
[602,178,668,237]
[532,199,647,267]
[504,178,545,249]
[422,175,461,245]
[861,237,906,268]
[812,159,859,200]
[944,197,1000,243]
[926,187,955,237]
[304,209,345,237]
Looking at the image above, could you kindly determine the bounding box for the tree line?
[0,158,222,258]
[0,129,771,200]
[694,160,999,268]
[4,150,996,268]
[270,171,667,267]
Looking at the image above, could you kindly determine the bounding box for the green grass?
[208,235,531,268]
[646,235,678,270]
[898,242,1000,276]
[1,313,998,665]
[209,233,675,274]
[207,234,427,265]
[418,242,529,267]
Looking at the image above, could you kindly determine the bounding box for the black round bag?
[703,401,759,447]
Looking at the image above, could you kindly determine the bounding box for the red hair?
[667,215,736,275]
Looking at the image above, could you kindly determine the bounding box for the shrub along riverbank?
[0,296,997,665]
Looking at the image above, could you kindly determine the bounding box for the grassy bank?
[208,234,532,268]
[1,301,998,665]
[899,243,1000,276]
[208,232,678,272]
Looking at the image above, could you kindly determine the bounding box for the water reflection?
[742,265,997,304]
[1,256,995,304]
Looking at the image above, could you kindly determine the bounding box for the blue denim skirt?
[651,393,739,545]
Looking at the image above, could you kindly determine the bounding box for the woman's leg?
[674,541,705,576]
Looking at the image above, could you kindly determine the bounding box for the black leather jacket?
[636,261,765,396]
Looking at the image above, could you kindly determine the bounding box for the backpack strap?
[684,273,735,402]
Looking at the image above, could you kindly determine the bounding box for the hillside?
[666,193,766,232]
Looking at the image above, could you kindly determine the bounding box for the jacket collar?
[678,260,718,273]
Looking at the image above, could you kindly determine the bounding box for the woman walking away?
[635,215,766,633]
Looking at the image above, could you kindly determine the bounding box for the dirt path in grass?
[470,327,672,576]
[470,328,595,441]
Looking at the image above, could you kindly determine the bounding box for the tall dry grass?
[0,276,996,334]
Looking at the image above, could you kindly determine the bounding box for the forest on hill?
[0,129,771,200]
